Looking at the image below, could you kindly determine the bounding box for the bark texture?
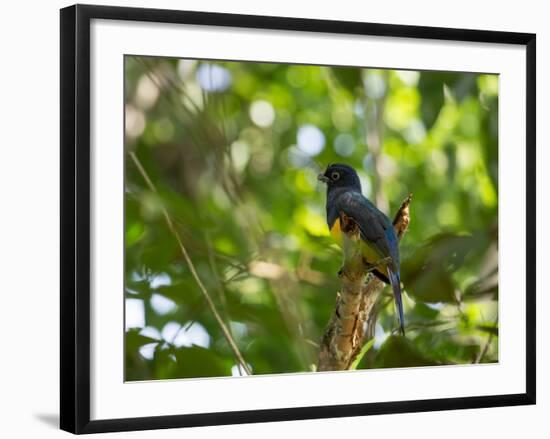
[317,194,412,371]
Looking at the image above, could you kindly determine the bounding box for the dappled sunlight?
[196,63,232,92]
[139,326,162,340]
[231,363,252,377]
[297,124,325,156]
[161,321,211,348]
[373,322,389,349]
[125,104,145,139]
[139,343,157,360]
[249,100,276,128]
[287,145,311,168]
[135,74,160,110]
[125,298,145,330]
[150,293,177,315]
[333,132,356,157]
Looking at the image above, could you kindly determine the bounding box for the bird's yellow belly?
[330,218,343,243]
[330,218,386,269]
[361,240,383,265]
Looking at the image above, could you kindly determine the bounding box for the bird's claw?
[363,256,393,273]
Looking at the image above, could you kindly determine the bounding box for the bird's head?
[317,163,362,192]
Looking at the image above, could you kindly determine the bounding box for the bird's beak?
[317,173,330,183]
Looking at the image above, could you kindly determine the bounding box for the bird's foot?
[363,256,392,273]
[338,266,356,278]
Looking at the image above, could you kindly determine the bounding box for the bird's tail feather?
[387,268,405,336]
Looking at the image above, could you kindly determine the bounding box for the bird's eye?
[331,171,340,181]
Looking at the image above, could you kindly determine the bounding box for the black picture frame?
[60,4,536,434]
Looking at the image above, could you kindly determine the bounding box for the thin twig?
[474,316,498,364]
[364,70,390,213]
[129,151,252,375]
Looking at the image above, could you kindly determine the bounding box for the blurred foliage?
[124,56,499,381]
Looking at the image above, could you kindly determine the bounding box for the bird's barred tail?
[388,268,405,336]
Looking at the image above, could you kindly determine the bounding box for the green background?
[124,56,498,380]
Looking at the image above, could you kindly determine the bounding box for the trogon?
[318,163,405,335]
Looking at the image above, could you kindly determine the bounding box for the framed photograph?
[60,4,536,434]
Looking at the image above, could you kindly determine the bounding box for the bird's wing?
[335,191,399,267]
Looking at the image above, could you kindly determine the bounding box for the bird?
[318,163,405,335]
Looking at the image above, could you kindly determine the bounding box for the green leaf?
[331,67,363,93]
[126,328,159,347]
[401,233,489,303]
[374,335,439,368]
[350,338,375,370]
[171,346,233,378]
[475,324,498,336]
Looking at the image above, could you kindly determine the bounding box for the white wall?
[0,0,546,437]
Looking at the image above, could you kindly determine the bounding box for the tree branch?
[317,194,412,371]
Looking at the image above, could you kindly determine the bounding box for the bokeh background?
[124,56,498,381]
